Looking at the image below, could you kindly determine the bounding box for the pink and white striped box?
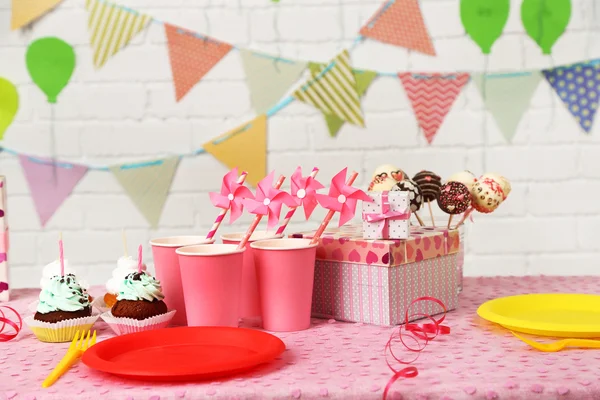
[0,176,9,302]
[293,225,459,326]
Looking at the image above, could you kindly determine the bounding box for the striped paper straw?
[206,171,248,240]
[237,175,286,251]
[310,171,358,245]
[275,167,319,236]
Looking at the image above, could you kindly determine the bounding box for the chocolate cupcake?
[391,179,423,212]
[412,170,442,202]
[34,274,92,323]
[110,271,168,320]
[437,182,471,214]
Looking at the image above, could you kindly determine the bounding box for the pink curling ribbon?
[383,297,449,400]
[0,306,22,342]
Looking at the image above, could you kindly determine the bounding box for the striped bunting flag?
[110,157,180,228]
[293,50,365,127]
[86,0,151,68]
[399,73,470,144]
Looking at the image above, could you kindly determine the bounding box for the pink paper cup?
[221,231,283,320]
[150,236,215,326]
[176,244,244,327]
[251,238,318,332]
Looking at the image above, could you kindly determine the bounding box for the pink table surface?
[1,276,600,400]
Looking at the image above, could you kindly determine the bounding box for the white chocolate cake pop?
[480,173,511,198]
[369,177,397,192]
[447,170,478,192]
[368,164,407,191]
[471,178,505,213]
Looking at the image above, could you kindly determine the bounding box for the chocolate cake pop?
[447,170,478,192]
[412,170,442,202]
[437,182,471,215]
[391,179,423,212]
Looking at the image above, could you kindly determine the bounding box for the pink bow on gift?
[316,168,371,227]
[209,168,254,223]
[243,171,296,228]
[291,167,324,219]
[363,192,411,234]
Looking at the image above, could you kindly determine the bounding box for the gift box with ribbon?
[362,191,411,239]
[0,177,8,302]
[291,225,460,325]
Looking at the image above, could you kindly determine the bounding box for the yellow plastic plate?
[477,293,600,338]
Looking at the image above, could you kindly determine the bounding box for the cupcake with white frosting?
[102,256,147,309]
[100,271,175,335]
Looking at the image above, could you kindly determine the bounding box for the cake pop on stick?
[447,170,478,192]
[437,182,471,229]
[368,164,407,191]
[391,179,425,226]
[413,170,442,227]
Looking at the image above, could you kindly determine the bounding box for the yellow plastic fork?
[42,330,97,388]
[512,331,600,352]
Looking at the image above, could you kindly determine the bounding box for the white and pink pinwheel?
[290,167,324,219]
[316,168,371,226]
[209,168,254,223]
[243,171,296,228]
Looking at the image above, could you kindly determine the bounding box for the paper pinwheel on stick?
[206,168,254,241]
[276,167,323,236]
[243,171,296,228]
[316,168,371,226]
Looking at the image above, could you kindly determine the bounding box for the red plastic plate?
[82,326,286,381]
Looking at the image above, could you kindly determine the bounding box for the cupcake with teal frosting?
[101,271,175,335]
[25,273,99,343]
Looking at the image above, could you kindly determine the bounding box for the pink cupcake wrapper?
[100,310,176,336]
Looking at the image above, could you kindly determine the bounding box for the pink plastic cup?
[149,236,215,326]
[176,244,244,327]
[221,231,283,320]
[251,238,318,332]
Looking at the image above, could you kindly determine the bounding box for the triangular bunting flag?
[19,156,88,227]
[543,63,600,133]
[241,50,307,114]
[399,73,470,144]
[165,24,233,101]
[110,157,180,228]
[86,0,151,68]
[293,50,365,127]
[321,69,377,137]
[474,72,542,142]
[359,0,436,56]
[203,115,267,187]
[11,0,63,30]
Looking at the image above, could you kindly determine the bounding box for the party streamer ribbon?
[0,306,22,342]
[383,297,449,400]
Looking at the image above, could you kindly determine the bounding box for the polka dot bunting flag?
[542,62,600,133]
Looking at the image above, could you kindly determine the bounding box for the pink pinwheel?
[209,168,254,223]
[291,167,324,219]
[243,171,296,228]
[316,168,371,226]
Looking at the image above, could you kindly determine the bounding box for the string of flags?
[2,0,594,230]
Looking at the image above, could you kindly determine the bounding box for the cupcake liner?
[24,314,100,343]
[100,310,176,336]
[91,296,111,314]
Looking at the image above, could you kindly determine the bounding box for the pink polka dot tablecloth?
[2,276,600,400]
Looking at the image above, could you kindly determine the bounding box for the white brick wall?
[1,0,599,288]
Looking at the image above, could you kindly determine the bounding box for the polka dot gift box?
[292,225,460,326]
[362,191,411,240]
[0,176,8,302]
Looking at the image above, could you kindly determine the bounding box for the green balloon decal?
[460,0,510,54]
[0,78,19,140]
[521,0,571,54]
[26,37,76,104]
